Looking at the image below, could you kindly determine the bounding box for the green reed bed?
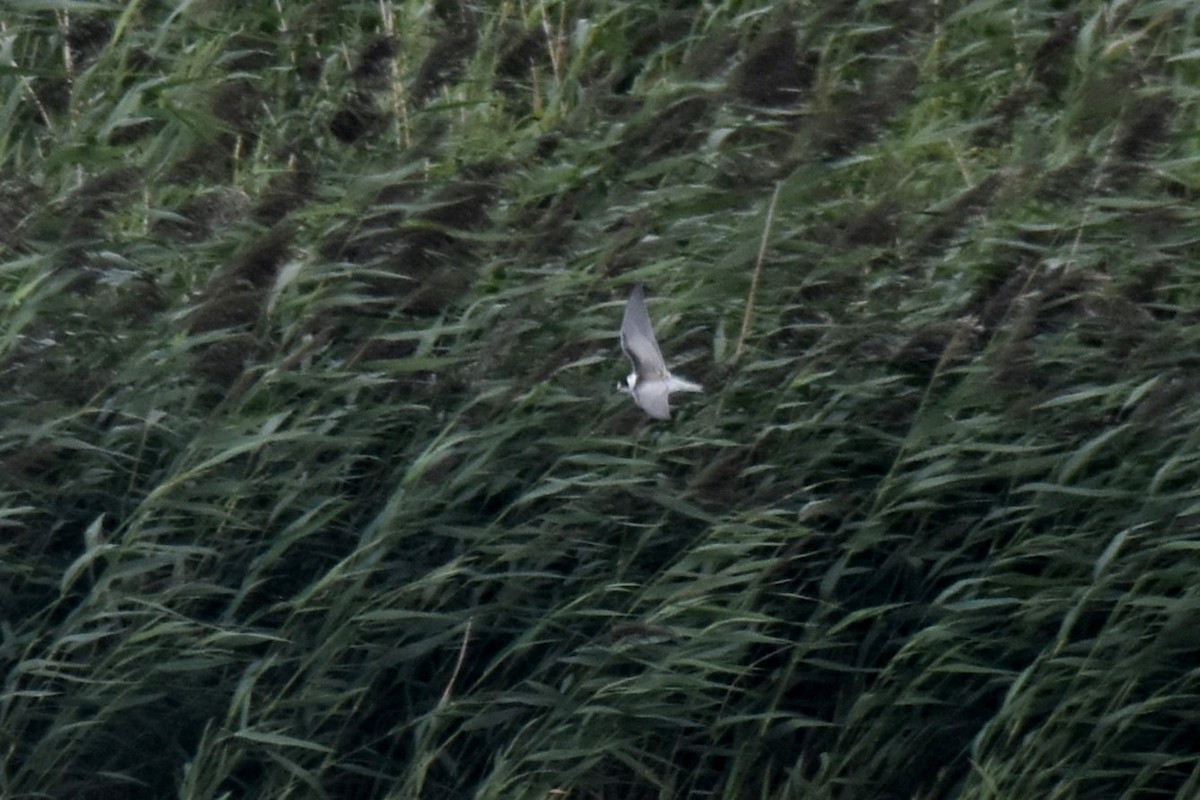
[2,1,1200,797]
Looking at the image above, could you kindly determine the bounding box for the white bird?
[618,284,702,420]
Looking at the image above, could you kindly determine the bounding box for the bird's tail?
[667,375,703,393]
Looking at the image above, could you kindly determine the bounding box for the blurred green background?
[2,1,1200,797]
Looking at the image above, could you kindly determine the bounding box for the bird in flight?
[618,284,702,420]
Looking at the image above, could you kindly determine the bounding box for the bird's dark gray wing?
[620,284,667,378]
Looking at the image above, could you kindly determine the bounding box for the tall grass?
[3,0,1200,797]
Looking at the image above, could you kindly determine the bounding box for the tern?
[618,284,702,420]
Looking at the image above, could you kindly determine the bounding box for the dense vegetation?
[3,1,1199,797]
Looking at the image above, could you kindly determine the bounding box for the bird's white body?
[618,285,702,420]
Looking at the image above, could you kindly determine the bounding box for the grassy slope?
[2,1,1200,798]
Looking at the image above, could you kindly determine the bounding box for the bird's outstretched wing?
[620,284,667,379]
[635,380,672,420]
